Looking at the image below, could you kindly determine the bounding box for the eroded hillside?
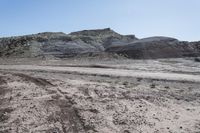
[0,28,199,59]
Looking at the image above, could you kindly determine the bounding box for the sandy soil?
[0,58,200,133]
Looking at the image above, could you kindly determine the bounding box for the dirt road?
[0,65,200,82]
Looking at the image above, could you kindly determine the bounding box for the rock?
[194,57,200,62]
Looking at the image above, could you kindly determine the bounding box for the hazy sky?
[0,0,199,41]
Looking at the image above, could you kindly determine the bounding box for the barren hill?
[0,28,199,59]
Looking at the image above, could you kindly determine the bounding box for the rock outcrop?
[0,28,199,59]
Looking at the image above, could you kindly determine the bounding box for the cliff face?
[0,28,199,59]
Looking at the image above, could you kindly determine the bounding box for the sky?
[0,0,199,41]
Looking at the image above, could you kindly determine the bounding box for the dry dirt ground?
[0,58,200,133]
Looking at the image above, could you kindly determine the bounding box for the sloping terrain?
[0,28,199,59]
